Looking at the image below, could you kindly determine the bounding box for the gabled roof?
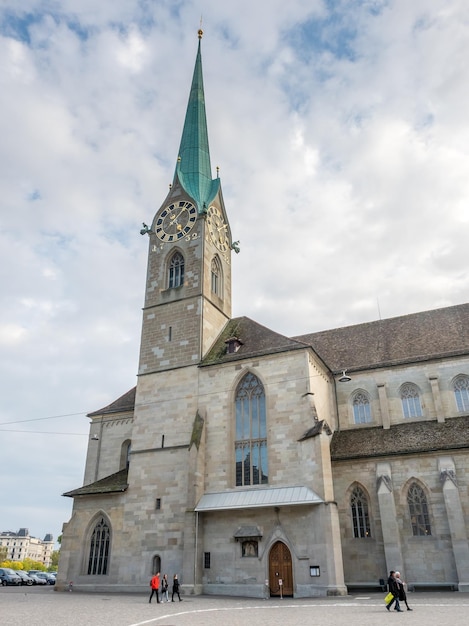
[331,416,469,461]
[200,316,306,366]
[294,303,469,372]
[87,387,136,417]
[63,468,128,498]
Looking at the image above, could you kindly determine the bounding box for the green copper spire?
[175,30,220,213]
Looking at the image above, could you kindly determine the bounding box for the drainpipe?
[194,511,199,591]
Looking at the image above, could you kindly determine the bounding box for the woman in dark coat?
[172,574,183,602]
[386,571,403,612]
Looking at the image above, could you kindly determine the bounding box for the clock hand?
[168,208,186,227]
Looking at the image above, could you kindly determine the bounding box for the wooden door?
[269,541,293,596]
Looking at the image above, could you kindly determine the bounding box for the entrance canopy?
[195,486,323,512]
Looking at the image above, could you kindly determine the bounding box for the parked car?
[28,572,47,585]
[28,570,55,585]
[15,570,34,586]
[0,567,22,586]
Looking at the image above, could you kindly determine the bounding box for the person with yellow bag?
[385,571,403,612]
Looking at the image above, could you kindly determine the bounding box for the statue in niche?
[242,541,258,557]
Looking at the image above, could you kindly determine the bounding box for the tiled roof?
[63,468,128,498]
[87,387,136,417]
[294,303,469,372]
[87,304,469,418]
[200,316,305,366]
[331,416,469,461]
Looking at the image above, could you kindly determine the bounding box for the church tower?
[139,29,232,375]
[122,30,232,593]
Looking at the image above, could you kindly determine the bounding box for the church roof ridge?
[294,302,469,372]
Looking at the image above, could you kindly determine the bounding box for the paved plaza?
[2,587,469,626]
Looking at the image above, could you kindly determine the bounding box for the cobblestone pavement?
[2,587,469,626]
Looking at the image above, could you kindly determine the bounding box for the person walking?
[386,570,403,612]
[149,572,161,604]
[395,571,412,611]
[172,574,183,601]
[161,573,169,602]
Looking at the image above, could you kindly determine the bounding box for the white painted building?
[0,528,54,566]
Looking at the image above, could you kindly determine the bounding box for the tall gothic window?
[168,252,184,288]
[235,372,268,486]
[407,483,431,536]
[87,517,110,575]
[453,375,469,413]
[211,256,222,297]
[400,383,423,418]
[352,390,372,424]
[350,485,371,538]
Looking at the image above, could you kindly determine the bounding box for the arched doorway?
[268,541,293,596]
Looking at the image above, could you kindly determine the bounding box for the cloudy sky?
[1,0,469,544]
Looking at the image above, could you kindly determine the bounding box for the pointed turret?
[175,29,220,213]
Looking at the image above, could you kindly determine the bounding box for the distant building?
[0,528,54,566]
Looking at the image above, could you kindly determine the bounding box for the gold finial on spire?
[216,166,220,178]
[198,15,203,39]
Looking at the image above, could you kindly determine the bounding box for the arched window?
[400,383,423,418]
[350,485,371,538]
[211,256,222,297]
[120,440,131,470]
[352,390,372,424]
[87,516,111,575]
[235,372,268,486]
[407,483,431,536]
[453,375,469,413]
[152,555,161,575]
[168,252,184,288]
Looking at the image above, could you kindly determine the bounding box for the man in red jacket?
[149,572,161,603]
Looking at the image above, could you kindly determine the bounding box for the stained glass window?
[235,372,268,486]
[87,517,110,575]
[454,375,469,413]
[168,252,184,288]
[401,383,423,418]
[408,483,431,536]
[350,486,371,538]
[352,391,371,424]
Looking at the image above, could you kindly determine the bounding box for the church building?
[57,32,469,596]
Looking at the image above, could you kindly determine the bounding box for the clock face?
[154,201,197,242]
[207,205,229,251]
